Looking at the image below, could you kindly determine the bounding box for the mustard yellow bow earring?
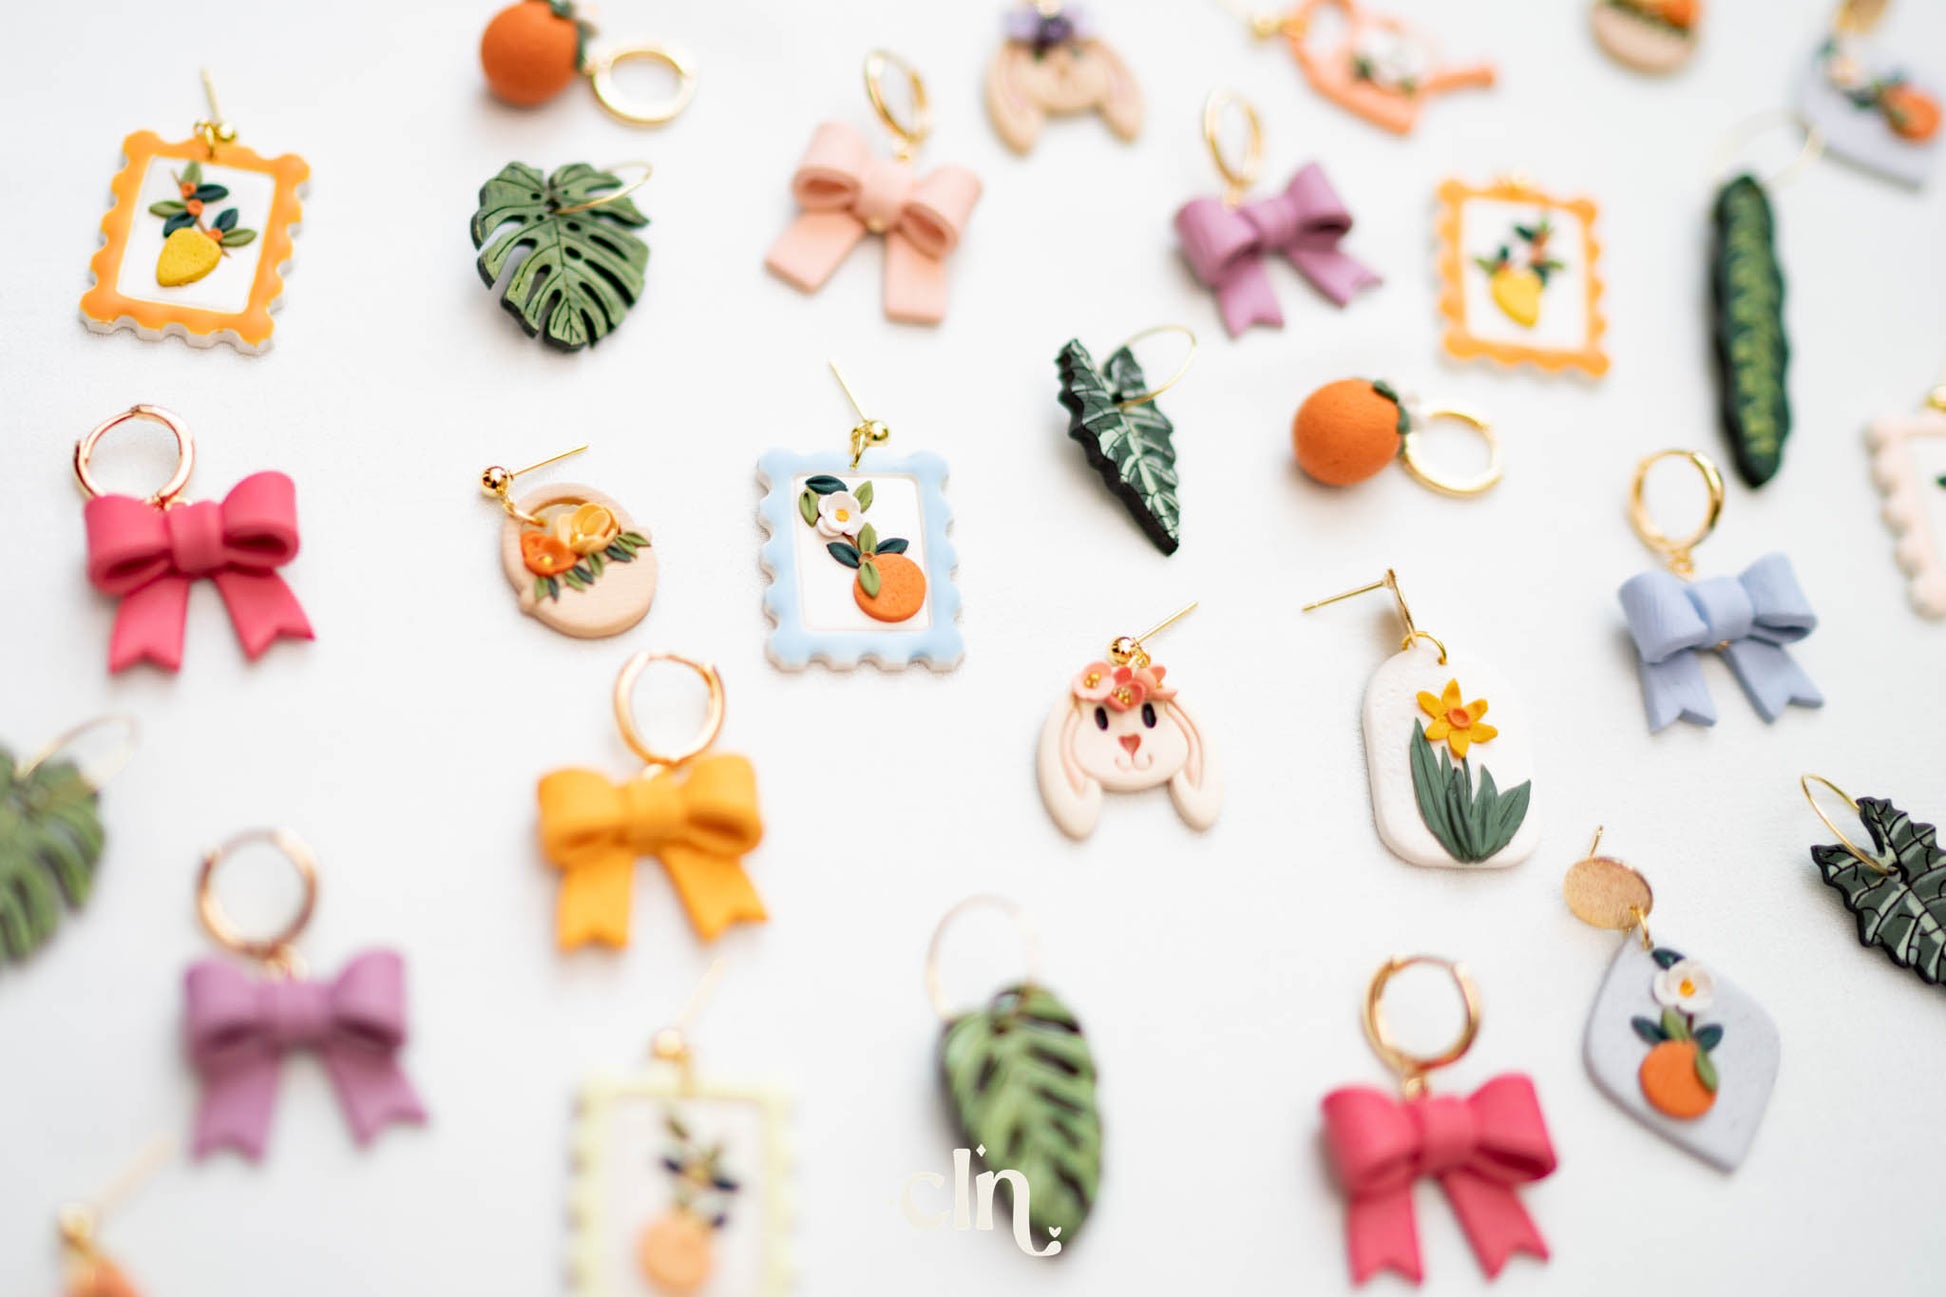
[535,652,765,951]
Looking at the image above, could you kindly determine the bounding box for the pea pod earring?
[1802,775,1946,987]
[479,446,656,638]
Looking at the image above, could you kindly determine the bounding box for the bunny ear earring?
[985,3,1143,153]
[1036,604,1222,840]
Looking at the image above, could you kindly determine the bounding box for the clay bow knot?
[1618,552,1822,732]
[764,121,983,325]
[184,951,426,1160]
[537,754,765,949]
[1321,1075,1557,1284]
[83,471,313,673]
[1174,164,1380,336]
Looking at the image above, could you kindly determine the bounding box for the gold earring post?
[829,360,892,468]
[194,68,238,157]
[1302,570,1448,664]
[479,445,589,523]
[1108,601,1198,667]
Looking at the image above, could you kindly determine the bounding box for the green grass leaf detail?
[0,750,106,964]
[1057,339,1180,555]
[858,558,881,598]
[798,490,818,527]
[1810,796,1946,985]
[1710,175,1791,487]
[855,480,875,511]
[1694,1048,1719,1093]
[1406,723,1532,864]
[470,162,650,352]
[941,984,1102,1246]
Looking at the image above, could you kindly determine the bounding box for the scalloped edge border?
[1435,177,1609,378]
[1866,408,1946,619]
[756,450,964,672]
[80,131,308,355]
[569,1066,795,1297]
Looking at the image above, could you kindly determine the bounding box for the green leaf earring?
[0,717,138,966]
[1803,775,1946,987]
[470,161,651,351]
[1055,326,1197,555]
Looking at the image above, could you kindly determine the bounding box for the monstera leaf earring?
[470,161,652,351]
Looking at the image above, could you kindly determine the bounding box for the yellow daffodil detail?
[1417,679,1499,759]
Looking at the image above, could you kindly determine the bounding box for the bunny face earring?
[985,2,1142,153]
[1036,605,1222,839]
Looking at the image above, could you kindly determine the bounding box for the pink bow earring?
[75,404,312,673]
[1174,91,1379,337]
[1321,956,1556,1285]
[765,50,983,326]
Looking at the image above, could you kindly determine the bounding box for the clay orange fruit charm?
[856,551,927,622]
[481,0,583,107]
[1639,1038,1716,1119]
[156,226,222,286]
[637,1209,714,1295]
[1292,379,1406,486]
[1882,83,1942,142]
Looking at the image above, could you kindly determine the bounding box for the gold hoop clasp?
[74,405,196,507]
[197,828,319,975]
[1201,89,1264,206]
[19,713,141,789]
[1712,111,1826,190]
[925,894,1042,1022]
[1106,324,1199,410]
[586,44,697,126]
[1363,955,1482,1099]
[864,49,932,159]
[1801,774,1893,876]
[552,161,655,216]
[1302,569,1449,665]
[613,652,726,773]
[1630,449,1725,577]
[1399,405,1503,497]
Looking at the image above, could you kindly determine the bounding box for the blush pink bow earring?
[75,404,312,673]
[1174,91,1379,337]
[764,50,983,325]
[1320,957,1556,1285]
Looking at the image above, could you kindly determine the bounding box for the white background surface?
[3,1,1945,1294]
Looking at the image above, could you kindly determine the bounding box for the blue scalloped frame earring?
[757,362,963,672]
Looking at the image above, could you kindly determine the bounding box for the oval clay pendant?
[1590,1,1700,74]
[499,483,657,638]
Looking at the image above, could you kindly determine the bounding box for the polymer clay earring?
[480,1,698,126]
[986,2,1142,153]
[1321,957,1555,1284]
[1174,91,1379,337]
[1866,380,1946,617]
[0,715,137,967]
[1802,775,1946,987]
[80,71,308,353]
[185,829,426,1160]
[757,363,963,671]
[569,962,792,1295]
[536,652,765,950]
[1231,0,1493,135]
[1292,379,1501,494]
[56,1137,172,1297]
[1303,572,1537,868]
[1036,604,1222,840]
[470,161,652,351]
[479,446,656,638]
[1563,831,1779,1170]
[76,405,313,674]
[1619,450,1821,731]
[1795,0,1939,187]
[1434,175,1608,377]
[1591,0,1702,73]
[927,896,1101,1253]
[765,51,983,325]
[1055,325,1197,554]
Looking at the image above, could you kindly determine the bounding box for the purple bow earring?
[1174,91,1380,337]
[184,828,426,1161]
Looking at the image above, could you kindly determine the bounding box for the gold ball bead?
[481,466,512,495]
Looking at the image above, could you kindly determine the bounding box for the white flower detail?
[1652,959,1715,1015]
[816,491,865,539]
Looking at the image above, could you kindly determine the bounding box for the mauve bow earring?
[1618,449,1821,732]
[75,404,312,674]
[184,829,426,1161]
[1174,91,1379,338]
[1320,956,1556,1285]
[764,50,983,325]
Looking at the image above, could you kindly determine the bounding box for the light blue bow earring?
[1617,449,1821,733]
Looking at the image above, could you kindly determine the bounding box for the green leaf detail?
[1809,796,1946,985]
[940,984,1102,1246]
[181,160,203,186]
[162,212,197,236]
[1710,175,1791,487]
[1405,723,1532,864]
[617,531,648,548]
[563,568,589,590]
[1650,947,1685,969]
[586,550,604,577]
[470,161,650,352]
[858,559,882,598]
[1660,1006,1691,1041]
[855,480,875,511]
[1693,1047,1719,1094]
[827,542,861,569]
[798,490,819,527]
[804,475,848,495]
[858,522,878,555]
[214,207,238,231]
[148,200,187,217]
[876,537,909,555]
[1631,1016,1668,1045]
[0,749,106,964]
[220,229,258,247]
[191,183,229,202]
[1056,339,1180,555]
[535,576,553,601]
[1694,1024,1724,1052]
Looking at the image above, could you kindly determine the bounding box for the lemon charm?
[146,159,259,288]
[156,227,222,286]
[1488,265,1543,327]
[1475,215,1564,329]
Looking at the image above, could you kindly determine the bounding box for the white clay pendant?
[1036,610,1221,840]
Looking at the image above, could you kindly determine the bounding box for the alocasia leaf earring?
[1303,571,1538,868]
[0,715,138,967]
[1563,830,1780,1170]
[1801,774,1946,987]
[1055,325,1198,555]
[478,445,656,638]
[470,161,652,351]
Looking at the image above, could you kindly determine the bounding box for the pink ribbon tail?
[1344,1186,1424,1284]
[211,569,315,659]
[765,209,867,292]
[1440,1169,1549,1277]
[883,230,950,325]
[191,1048,282,1161]
[107,573,192,673]
[319,1041,427,1145]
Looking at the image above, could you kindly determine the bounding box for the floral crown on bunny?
[1071,660,1178,711]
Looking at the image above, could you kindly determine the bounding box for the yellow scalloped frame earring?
[1434,175,1608,378]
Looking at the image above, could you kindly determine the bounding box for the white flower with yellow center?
[816,491,866,539]
[1652,959,1715,1015]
